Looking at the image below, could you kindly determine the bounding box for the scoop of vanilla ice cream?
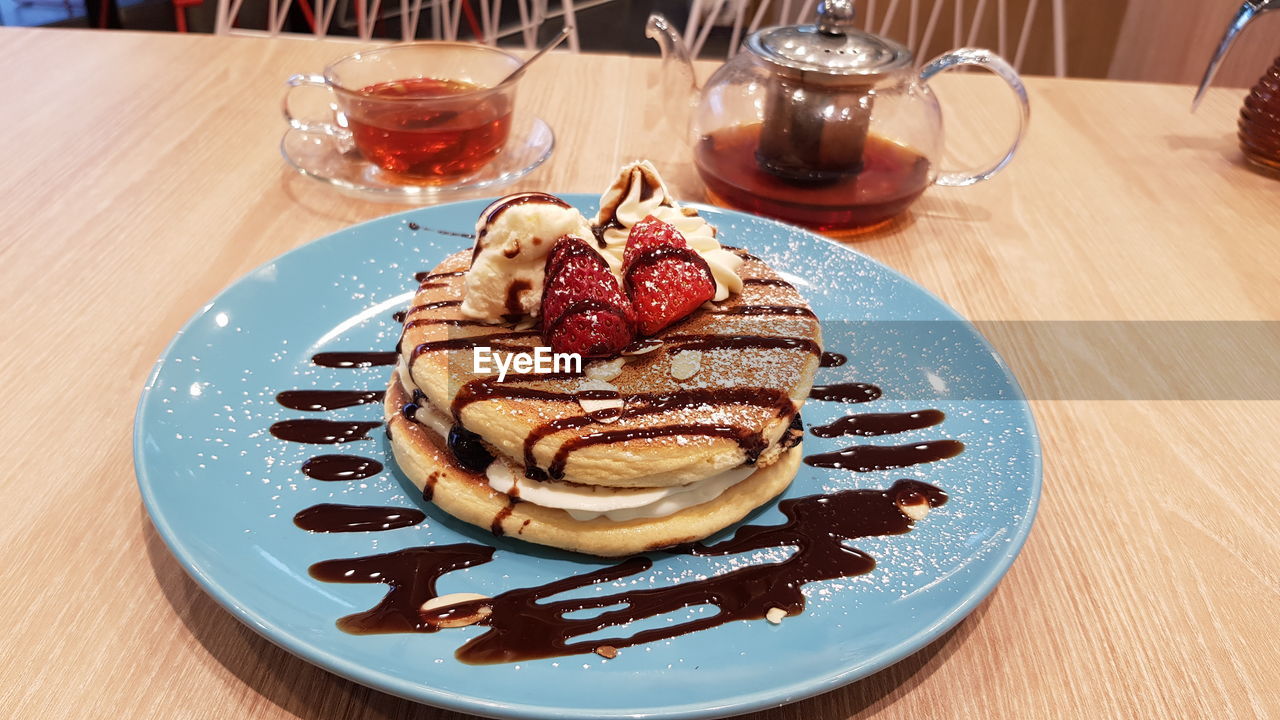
[593,161,743,301]
[460,193,595,323]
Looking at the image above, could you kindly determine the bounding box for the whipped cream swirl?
[593,161,743,302]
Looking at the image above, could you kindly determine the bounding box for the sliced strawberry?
[546,304,635,358]
[541,236,635,356]
[623,215,687,267]
[622,219,715,336]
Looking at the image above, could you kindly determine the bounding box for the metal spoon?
[499,26,574,86]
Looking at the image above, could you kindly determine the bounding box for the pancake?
[398,249,821,489]
[385,376,803,557]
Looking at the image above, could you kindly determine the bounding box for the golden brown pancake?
[398,250,821,489]
[385,377,802,556]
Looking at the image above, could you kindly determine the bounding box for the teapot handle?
[919,48,1030,187]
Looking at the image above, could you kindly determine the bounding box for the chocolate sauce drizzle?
[663,334,821,356]
[742,277,794,289]
[311,479,947,664]
[811,410,945,438]
[301,454,384,481]
[711,305,817,319]
[809,382,883,403]
[269,419,382,444]
[515,387,795,478]
[548,424,769,479]
[406,300,462,315]
[276,390,385,412]
[312,351,397,369]
[309,545,497,633]
[819,351,847,368]
[294,503,426,533]
[803,440,964,472]
[414,270,467,284]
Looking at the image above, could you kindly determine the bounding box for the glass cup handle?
[919,48,1030,187]
[283,73,343,135]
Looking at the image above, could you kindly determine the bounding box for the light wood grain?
[1,27,1278,720]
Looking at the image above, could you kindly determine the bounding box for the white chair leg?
[691,0,726,58]
[919,0,944,57]
[728,0,745,57]
[966,0,987,45]
[685,0,705,46]
[1051,0,1066,76]
[561,0,579,52]
[1013,0,1038,72]
[516,0,535,48]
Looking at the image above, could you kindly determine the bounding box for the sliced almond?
[896,493,931,521]
[577,378,623,423]
[585,357,626,382]
[670,350,702,380]
[621,339,663,356]
[765,607,787,625]
[421,593,493,628]
[595,645,619,659]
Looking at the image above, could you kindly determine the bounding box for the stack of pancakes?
[386,250,821,557]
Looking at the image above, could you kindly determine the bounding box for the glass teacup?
[284,43,522,184]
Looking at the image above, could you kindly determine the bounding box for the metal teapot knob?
[817,0,858,35]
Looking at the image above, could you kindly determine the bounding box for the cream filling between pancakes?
[395,362,774,522]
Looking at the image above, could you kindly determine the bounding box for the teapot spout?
[1193,0,1278,110]
[646,13,700,110]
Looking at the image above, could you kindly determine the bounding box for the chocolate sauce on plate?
[811,409,945,438]
[312,351,397,369]
[819,352,847,367]
[309,544,497,634]
[809,382,882,403]
[301,454,384,481]
[803,439,964,472]
[311,480,947,664]
[276,390,385,412]
[294,503,426,533]
[269,419,382,444]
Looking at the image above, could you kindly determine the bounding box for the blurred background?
[3,0,1277,86]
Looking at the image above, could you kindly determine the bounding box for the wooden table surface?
[2,26,1278,720]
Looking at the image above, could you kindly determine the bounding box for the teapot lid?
[746,0,912,82]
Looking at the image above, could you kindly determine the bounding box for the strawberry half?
[624,215,687,267]
[541,236,635,357]
[622,218,715,336]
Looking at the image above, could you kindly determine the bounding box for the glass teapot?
[646,0,1030,233]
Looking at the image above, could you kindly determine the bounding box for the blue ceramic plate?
[135,195,1041,719]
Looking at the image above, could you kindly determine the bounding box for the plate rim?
[134,197,1042,720]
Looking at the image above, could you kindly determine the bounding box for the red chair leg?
[296,0,316,32]
[461,0,484,39]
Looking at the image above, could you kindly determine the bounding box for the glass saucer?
[280,115,554,200]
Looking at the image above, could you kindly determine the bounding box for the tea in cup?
[284,43,521,183]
